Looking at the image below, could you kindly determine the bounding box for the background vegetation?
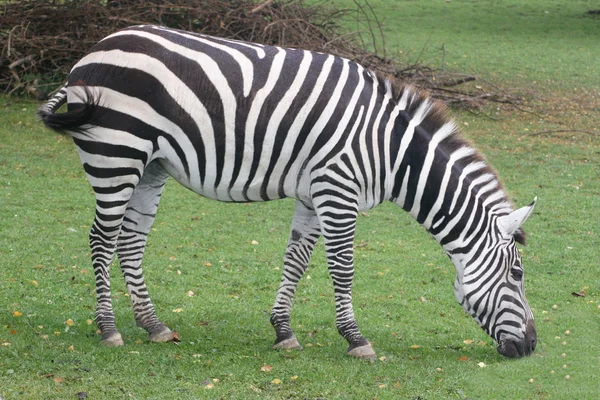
[1,0,599,399]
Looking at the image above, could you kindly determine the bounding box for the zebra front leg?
[270,201,321,350]
[314,195,376,360]
[117,161,176,343]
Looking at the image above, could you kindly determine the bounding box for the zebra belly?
[157,157,290,203]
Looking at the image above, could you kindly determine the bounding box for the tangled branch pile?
[1,0,520,108]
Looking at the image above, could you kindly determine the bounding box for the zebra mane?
[377,74,526,245]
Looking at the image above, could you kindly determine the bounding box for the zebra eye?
[511,268,523,281]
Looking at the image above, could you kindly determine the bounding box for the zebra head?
[449,199,537,358]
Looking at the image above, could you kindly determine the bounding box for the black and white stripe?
[39,25,537,359]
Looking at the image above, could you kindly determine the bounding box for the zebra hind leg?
[87,164,145,347]
[116,161,177,343]
[270,201,321,351]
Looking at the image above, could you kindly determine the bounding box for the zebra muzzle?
[497,320,537,358]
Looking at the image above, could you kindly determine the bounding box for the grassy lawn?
[1,1,599,399]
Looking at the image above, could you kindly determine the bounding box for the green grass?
[1,1,600,399]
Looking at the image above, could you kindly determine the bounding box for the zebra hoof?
[149,327,180,343]
[347,344,377,360]
[273,337,303,350]
[100,332,124,347]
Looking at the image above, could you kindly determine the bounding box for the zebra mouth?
[497,338,529,358]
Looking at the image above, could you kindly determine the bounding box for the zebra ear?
[497,197,537,238]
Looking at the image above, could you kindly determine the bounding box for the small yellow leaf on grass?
[177,270,182,276]
[410,345,421,349]
[54,377,64,383]
[68,345,74,352]
[31,280,39,286]
[463,339,474,345]
[271,378,282,385]
[1,342,11,346]
[169,256,177,261]
[378,384,387,389]
[458,356,469,362]
[187,291,196,297]
[260,365,273,372]
[290,375,298,381]
[478,362,486,368]
[204,262,212,267]
[66,319,75,326]
[12,311,22,317]
[172,308,184,313]
[86,319,93,325]
[203,383,214,389]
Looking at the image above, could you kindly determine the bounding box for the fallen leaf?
[260,365,273,372]
[65,319,75,326]
[54,377,64,383]
[463,339,474,345]
[250,385,261,393]
[86,319,93,325]
[187,291,196,297]
[410,345,421,349]
[9,329,16,335]
[204,262,212,267]
[251,240,259,245]
[172,308,184,313]
[271,378,282,385]
[458,356,469,362]
[68,345,74,352]
[478,362,486,368]
[290,375,298,380]
[12,311,22,317]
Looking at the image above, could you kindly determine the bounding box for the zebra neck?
[385,93,512,248]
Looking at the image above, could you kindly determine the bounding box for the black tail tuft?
[37,85,101,136]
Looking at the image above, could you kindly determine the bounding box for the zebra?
[38,25,537,360]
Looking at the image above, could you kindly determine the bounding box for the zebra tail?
[37,84,100,136]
